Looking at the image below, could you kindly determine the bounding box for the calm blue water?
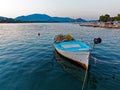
[0,23,120,90]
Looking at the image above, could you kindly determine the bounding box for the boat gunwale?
[54,40,90,52]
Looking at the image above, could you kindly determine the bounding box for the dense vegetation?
[0,17,22,23]
[99,14,120,22]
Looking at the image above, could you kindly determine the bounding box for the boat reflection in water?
[54,50,87,81]
[54,50,100,89]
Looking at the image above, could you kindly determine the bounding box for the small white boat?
[54,34,102,70]
[54,40,90,70]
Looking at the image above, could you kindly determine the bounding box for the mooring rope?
[81,69,88,90]
[91,56,120,65]
[81,56,120,90]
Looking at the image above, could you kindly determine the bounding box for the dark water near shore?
[0,23,120,90]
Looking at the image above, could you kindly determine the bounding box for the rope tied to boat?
[91,56,119,80]
[91,56,120,65]
[81,69,88,90]
[91,56,120,70]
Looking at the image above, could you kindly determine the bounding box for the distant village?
[80,14,120,29]
[80,21,120,29]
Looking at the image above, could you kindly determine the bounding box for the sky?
[0,0,120,19]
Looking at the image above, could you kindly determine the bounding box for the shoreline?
[80,22,120,29]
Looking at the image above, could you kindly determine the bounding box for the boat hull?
[55,47,90,70]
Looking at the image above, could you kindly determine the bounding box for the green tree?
[99,14,110,22]
[109,17,115,21]
[99,15,105,22]
[115,14,120,21]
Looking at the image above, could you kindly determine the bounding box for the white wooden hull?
[55,47,90,70]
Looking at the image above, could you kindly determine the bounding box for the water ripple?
[0,23,120,90]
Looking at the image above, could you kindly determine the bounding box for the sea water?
[0,23,120,90]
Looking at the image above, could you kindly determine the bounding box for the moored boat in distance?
[53,34,102,70]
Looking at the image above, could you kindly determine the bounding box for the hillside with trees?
[99,14,120,22]
[0,17,22,23]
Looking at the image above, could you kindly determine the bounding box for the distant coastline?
[0,13,89,23]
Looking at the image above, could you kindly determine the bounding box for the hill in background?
[0,13,97,23]
[15,14,87,22]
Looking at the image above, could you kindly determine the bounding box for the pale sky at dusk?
[0,0,120,19]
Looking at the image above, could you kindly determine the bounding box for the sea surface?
[0,23,120,90]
